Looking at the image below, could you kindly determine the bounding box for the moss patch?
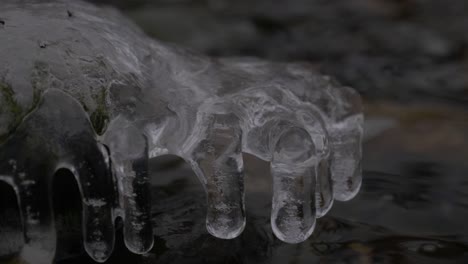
[0,83,24,143]
[0,83,23,121]
[0,81,42,144]
[90,87,109,135]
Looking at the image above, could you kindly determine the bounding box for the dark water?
[70,147,468,263]
[3,125,466,264]
[0,139,466,264]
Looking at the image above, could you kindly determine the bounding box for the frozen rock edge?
[0,0,363,263]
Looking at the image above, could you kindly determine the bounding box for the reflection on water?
[1,109,468,263]
[56,156,468,262]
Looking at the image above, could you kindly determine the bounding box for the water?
[70,105,468,263]
[2,128,468,263]
[80,153,468,263]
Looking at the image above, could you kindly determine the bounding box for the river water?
[35,101,468,263]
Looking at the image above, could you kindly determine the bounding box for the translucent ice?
[0,0,363,262]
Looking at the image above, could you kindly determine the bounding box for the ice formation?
[0,0,363,263]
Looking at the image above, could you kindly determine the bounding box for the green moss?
[0,82,24,143]
[77,94,89,112]
[90,87,109,135]
[66,87,109,135]
[5,256,26,264]
[0,79,43,144]
[0,82,23,122]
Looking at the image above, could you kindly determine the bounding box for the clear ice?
[0,0,363,263]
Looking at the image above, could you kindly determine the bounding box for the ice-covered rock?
[0,0,363,262]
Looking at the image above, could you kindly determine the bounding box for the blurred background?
[2,0,468,263]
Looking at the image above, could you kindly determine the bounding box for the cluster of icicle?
[0,0,363,263]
